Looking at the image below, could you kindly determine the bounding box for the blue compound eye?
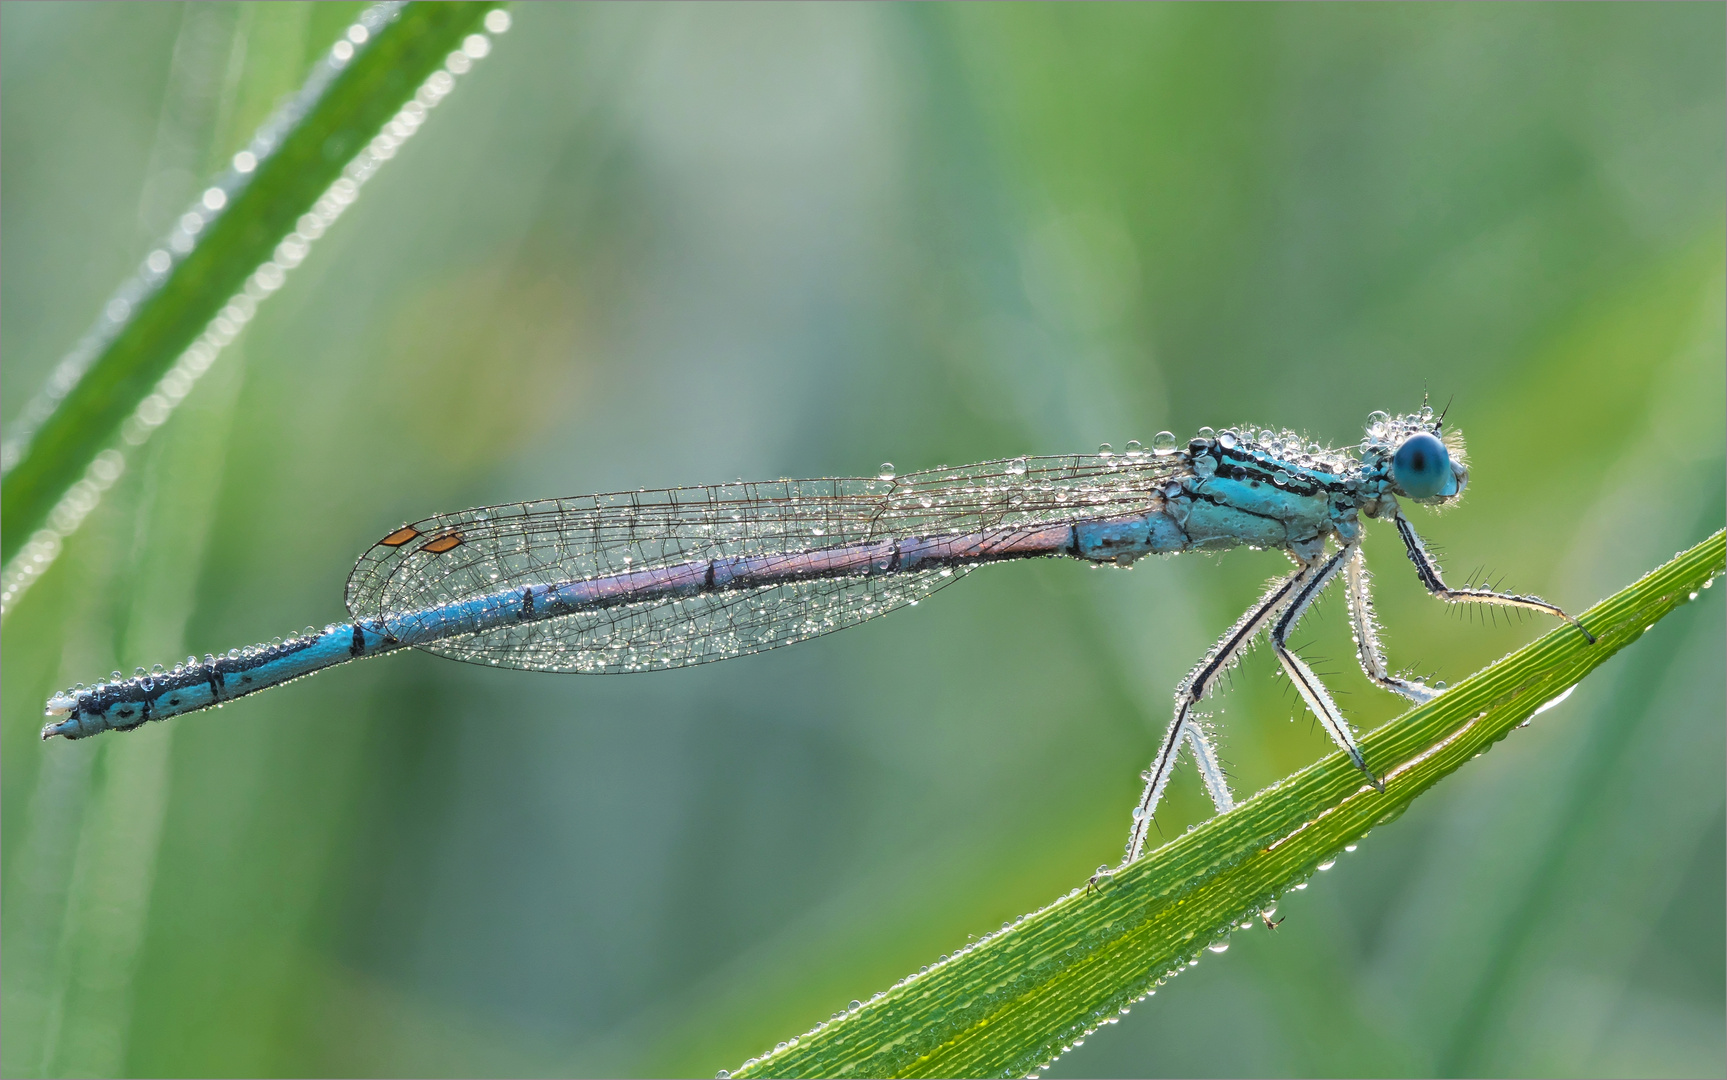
[1391,432,1451,499]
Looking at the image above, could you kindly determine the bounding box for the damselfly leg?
[1126,558,1320,863]
[1271,544,1378,790]
[1393,509,1595,644]
[1345,544,1440,704]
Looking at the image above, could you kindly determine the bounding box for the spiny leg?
[1392,507,1595,644]
[1183,722,1233,816]
[1271,545,1379,789]
[1124,558,1318,864]
[1345,543,1438,704]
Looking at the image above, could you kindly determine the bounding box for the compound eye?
[1392,432,1451,499]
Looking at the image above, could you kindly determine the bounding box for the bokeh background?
[4,3,1723,1076]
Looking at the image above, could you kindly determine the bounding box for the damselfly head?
[1361,410,1468,504]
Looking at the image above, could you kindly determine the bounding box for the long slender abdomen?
[45,510,1191,739]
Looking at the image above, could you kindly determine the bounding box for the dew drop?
[1532,684,1576,716]
[1218,431,1237,450]
[1207,942,1229,953]
[1193,456,1216,478]
[1274,470,1290,486]
[1097,443,1113,457]
[1152,431,1177,454]
[1008,457,1028,476]
[1124,439,1143,454]
[878,463,896,481]
[1195,426,1215,440]
[1367,410,1388,425]
[1318,860,1336,871]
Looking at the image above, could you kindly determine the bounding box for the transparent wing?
[422,568,966,672]
[345,452,1187,673]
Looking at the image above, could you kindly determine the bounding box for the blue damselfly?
[43,407,1591,863]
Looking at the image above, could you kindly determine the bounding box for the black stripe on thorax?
[1207,443,1354,498]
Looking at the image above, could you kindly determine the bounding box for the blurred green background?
[3,3,1722,1076]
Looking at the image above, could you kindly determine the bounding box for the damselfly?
[43,407,1592,864]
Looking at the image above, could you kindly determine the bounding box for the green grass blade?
[0,1,499,567]
[733,529,1727,1080]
